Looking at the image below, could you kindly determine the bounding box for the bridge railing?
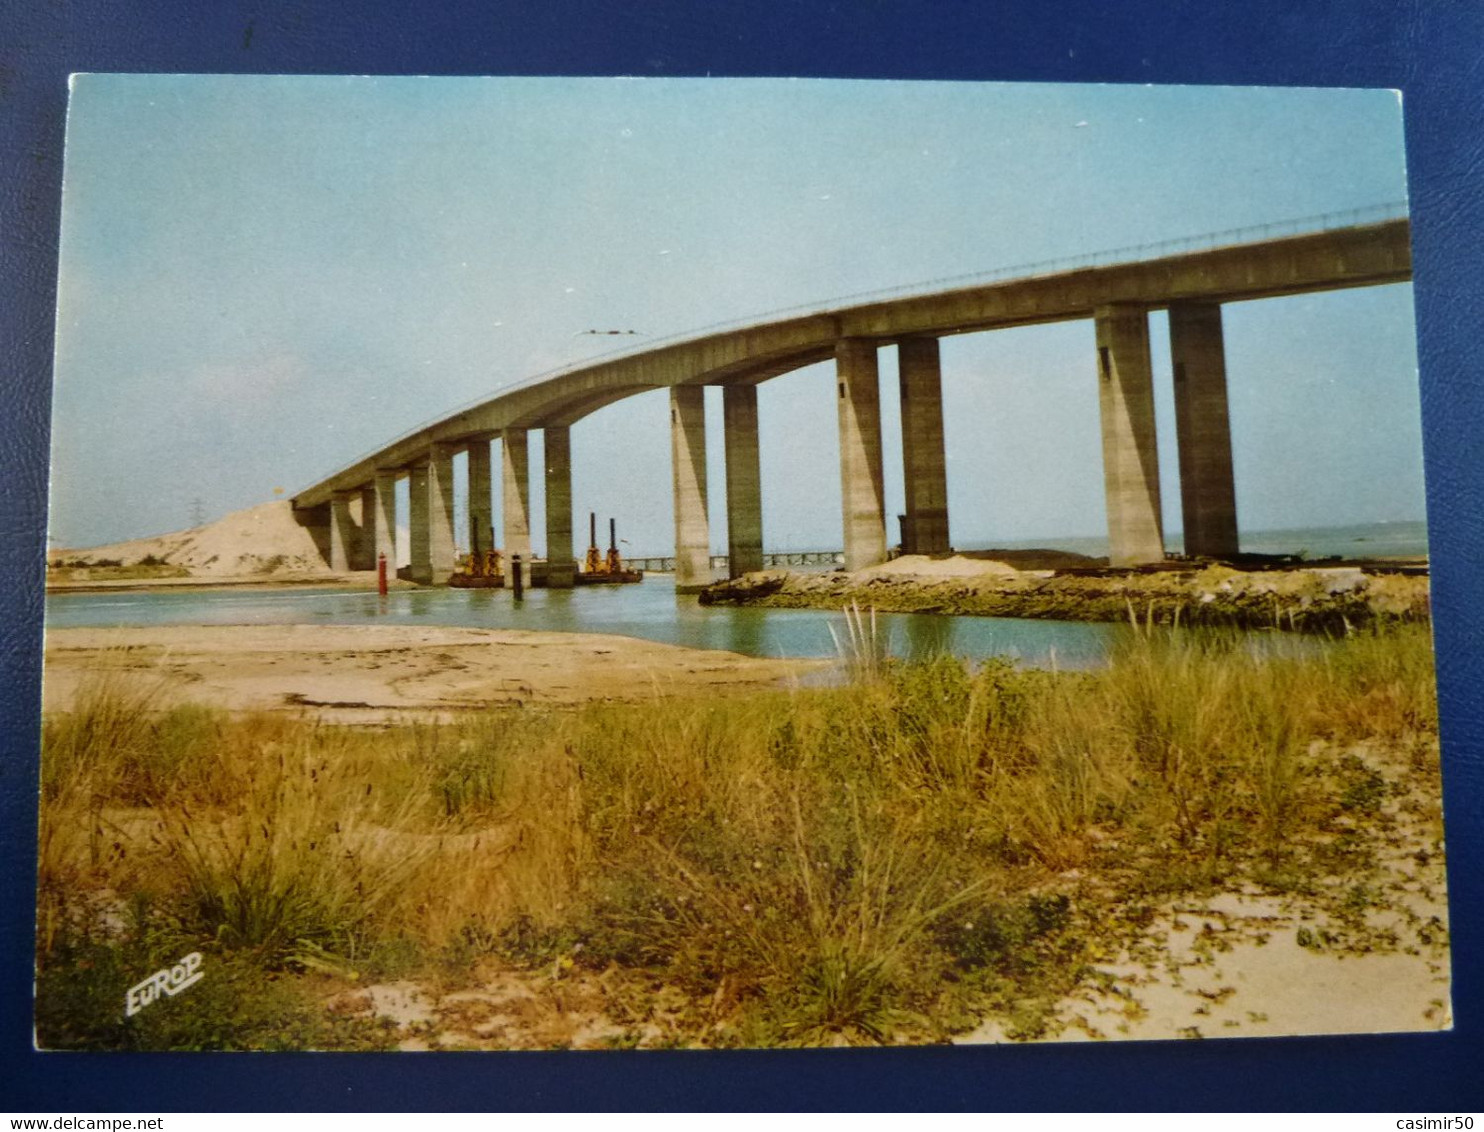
[302,201,1409,494]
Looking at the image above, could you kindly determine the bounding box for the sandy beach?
[43,623,827,723]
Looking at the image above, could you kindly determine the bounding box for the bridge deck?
[295,216,1410,510]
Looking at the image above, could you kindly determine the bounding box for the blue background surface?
[2,0,1480,1111]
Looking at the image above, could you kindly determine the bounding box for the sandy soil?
[328,966,702,1052]
[960,889,1450,1044]
[856,553,1029,580]
[43,624,826,722]
[962,741,1451,1045]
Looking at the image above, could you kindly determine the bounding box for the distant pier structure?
[623,550,845,574]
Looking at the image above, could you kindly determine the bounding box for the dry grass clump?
[35,622,1440,1048]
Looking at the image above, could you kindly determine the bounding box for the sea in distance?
[951,519,1430,564]
[45,521,1426,669]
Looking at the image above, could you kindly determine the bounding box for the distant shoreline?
[45,572,413,596]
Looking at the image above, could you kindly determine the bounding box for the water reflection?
[898,610,957,660]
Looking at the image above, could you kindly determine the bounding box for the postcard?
[37,76,1447,1050]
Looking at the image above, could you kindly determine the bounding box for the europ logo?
[125,952,204,1017]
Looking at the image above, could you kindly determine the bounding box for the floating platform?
[448,573,506,589]
[573,569,644,586]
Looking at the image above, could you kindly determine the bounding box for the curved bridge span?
[293,213,1411,586]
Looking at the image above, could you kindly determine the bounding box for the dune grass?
[34,622,1441,1048]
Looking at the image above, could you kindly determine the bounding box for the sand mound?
[857,554,1023,580]
[49,500,332,577]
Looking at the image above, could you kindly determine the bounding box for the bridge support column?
[898,337,950,555]
[1095,304,1165,567]
[428,444,457,584]
[410,445,457,584]
[355,484,377,570]
[502,429,532,561]
[836,339,887,571]
[723,385,763,578]
[544,426,575,588]
[1169,302,1239,559]
[367,471,397,572]
[670,386,712,591]
[408,462,430,582]
[467,438,494,555]
[329,491,359,572]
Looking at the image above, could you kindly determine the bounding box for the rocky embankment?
[699,554,1429,630]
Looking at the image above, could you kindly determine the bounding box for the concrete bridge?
[291,208,1411,588]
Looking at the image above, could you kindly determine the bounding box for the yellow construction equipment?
[448,523,505,587]
[577,512,643,585]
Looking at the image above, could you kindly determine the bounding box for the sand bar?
[44,624,827,722]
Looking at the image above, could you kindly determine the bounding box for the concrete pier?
[406,444,459,584]
[1169,302,1239,558]
[544,426,575,588]
[835,338,887,572]
[670,385,712,590]
[467,438,494,555]
[722,384,763,578]
[408,462,430,582]
[501,429,532,561]
[409,449,458,585]
[356,484,377,570]
[329,491,358,572]
[1095,304,1165,567]
[369,471,397,572]
[897,337,950,555]
[428,444,458,584]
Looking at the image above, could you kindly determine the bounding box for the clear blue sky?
[49,76,1423,555]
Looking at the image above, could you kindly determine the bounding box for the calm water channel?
[46,520,1421,667]
[47,575,1128,668]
